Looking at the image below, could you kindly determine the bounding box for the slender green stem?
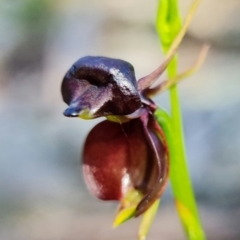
[168,58,205,238]
[155,0,206,239]
[168,57,199,217]
[155,105,205,240]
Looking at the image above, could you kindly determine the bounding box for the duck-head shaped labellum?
[61,56,142,119]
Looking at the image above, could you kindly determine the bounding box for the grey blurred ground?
[1,0,240,239]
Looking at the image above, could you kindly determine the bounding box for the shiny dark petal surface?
[83,120,130,200]
[61,56,142,118]
[82,117,169,214]
[135,115,169,216]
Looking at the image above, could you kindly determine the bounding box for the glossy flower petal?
[82,115,169,215]
[61,56,142,119]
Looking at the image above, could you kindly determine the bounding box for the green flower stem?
[155,0,206,239]
[168,60,205,240]
[168,57,199,214]
[155,106,205,240]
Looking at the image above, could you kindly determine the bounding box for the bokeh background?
[1,0,240,239]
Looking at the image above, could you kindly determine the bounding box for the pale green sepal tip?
[112,206,136,228]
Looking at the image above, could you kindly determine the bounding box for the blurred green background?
[1,0,240,239]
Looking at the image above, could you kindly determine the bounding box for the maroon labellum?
[83,114,169,216]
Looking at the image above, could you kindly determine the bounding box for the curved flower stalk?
[61,0,207,239]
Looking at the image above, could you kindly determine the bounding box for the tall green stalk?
[155,0,206,239]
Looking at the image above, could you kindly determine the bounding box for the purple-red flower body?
[61,56,169,216]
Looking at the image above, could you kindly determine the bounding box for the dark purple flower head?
[61,56,142,119]
[61,55,171,216]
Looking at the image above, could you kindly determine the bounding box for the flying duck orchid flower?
[61,1,208,236]
[61,55,170,217]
